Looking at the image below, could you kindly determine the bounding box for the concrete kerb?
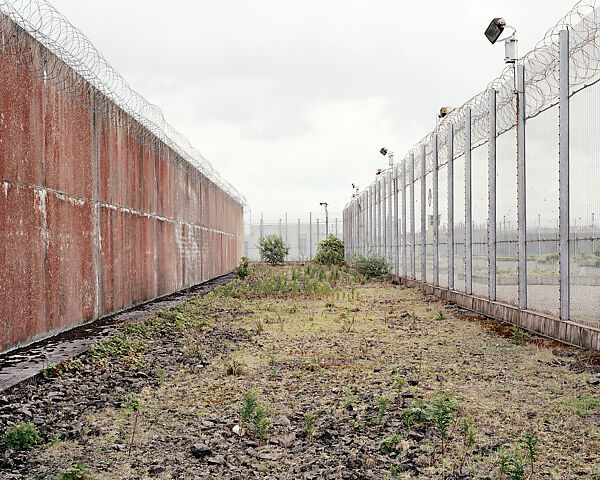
[393,274,600,352]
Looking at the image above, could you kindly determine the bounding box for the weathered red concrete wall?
[0,31,244,353]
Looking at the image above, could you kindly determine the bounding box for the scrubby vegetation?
[313,234,345,265]
[257,234,290,264]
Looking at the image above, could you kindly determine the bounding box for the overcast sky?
[49,0,574,223]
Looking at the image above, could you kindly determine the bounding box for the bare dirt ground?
[1,264,599,479]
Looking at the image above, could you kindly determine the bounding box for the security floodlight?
[484,17,517,63]
[438,107,454,118]
[485,18,505,44]
[319,202,327,207]
[379,147,394,166]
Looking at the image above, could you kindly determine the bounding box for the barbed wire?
[0,0,246,206]
[351,0,600,199]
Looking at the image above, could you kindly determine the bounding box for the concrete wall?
[0,32,243,353]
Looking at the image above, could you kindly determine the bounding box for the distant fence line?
[343,1,600,351]
[244,213,342,261]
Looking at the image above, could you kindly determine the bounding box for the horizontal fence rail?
[343,1,600,352]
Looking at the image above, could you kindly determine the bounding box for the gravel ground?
[1,264,599,479]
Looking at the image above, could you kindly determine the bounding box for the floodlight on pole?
[319,202,329,236]
[484,17,518,63]
[379,147,394,166]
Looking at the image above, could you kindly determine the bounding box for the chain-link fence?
[344,1,600,331]
[244,213,342,261]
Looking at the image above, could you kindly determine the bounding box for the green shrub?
[234,256,251,279]
[4,422,41,450]
[350,254,389,278]
[313,234,345,265]
[257,235,290,265]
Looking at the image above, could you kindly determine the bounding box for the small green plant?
[507,452,526,480]
[380,433,400,454]
[254,404,270,442]
[377,395,391,422]
[305,413,316,442]
[234,256,251,279]
[56,462,89,480]
[437,310,446,321]
[240,391,270,443]
[429,394,458,458]
[518,431,540,477]
[257,235,290,265]
[313,234,345,265]
[226,357,246,376]
[3,422,41,450]
[394,375,407,408]
[497,448,511,480]
[122,393,142,457]
[458,417,476,475]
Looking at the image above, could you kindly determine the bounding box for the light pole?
[320,202,329,236]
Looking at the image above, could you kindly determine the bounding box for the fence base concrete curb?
[392,275,600,352]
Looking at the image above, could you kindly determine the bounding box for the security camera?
[380,147,388,156]
[485,18,506,44]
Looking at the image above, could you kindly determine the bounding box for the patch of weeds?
[43,358,83,377]
[55,461,89,480]
[510,325,529,345]
[305,413,316,442]
[41,433,62,450]
[226,357,246,376]
[252,318,265,334]
[340,314,356,334]
[3,422,41,450]
[567,395,600,416]
[340,387,357,410]
[380,433,401,454]
[88,333,145,362]
[436,310,446,321]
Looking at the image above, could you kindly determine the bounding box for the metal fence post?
[363,191,368,256]
[421,144,427,282]
[448,123,455,290]
[285,212,288,251]
[433,133,439,285]
[465,106,473,295]
[517,63,527,310]
[260,213,264,239]
[387,169,394,268]
[382,173,387,263]
[377,177,382,257]
[309,212,313,259]
[488,89,497,301]
[371,184,376,253]
[393,164,399,275]
[559,29,570,321]
[298,218,301,260]
[402,159,407,276]
[410,152,416,279]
